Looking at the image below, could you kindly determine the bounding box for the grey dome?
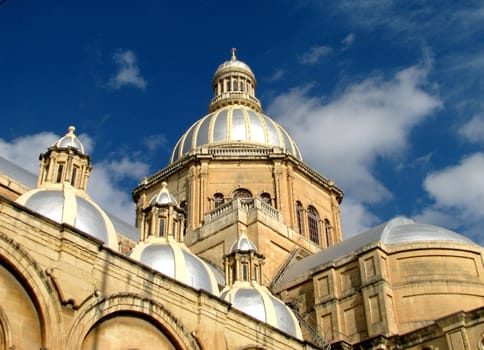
[16,188,118,250]
[381,217,474,245]
[130,238,219,295]
[220,283,302,339]
[149,182,178,206]
[55,126,85,153]
[170,106,302,163]
[230,233,258,253]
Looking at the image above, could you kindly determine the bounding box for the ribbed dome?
[170,105,302,163]
[230,233,258,253]
[130,237,220,295]
[55,126,85,153]
[220,282,302,339]
[149,182,178,206]
[16,187,119,250]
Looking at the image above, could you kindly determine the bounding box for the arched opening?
[260,192,272,206]
[0,263,42,349]
[213,192,224,209]
[82,312,178,350]
[232,188,252,203]
[307,206,320,245]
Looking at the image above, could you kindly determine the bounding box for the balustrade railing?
[204,197,282,223]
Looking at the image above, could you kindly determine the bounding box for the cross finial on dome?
[231,47,237,61]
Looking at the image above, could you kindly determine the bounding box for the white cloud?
[0,132,60,173]
[340,197,379,238]
[267,63,441,237]
[88,164,138,224]
[109,49,147,90]
[458,114,484,143]
[415,153,484,244]
[298,45,333,65]
[423,153,484,219]
[342,33,355,50]
[97,157,149,182]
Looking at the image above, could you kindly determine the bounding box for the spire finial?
[231,47,237,61]
[67,126,76,135]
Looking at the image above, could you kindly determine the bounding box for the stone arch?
[0,232,63,349]
[67,293,201,350]
[232,188,252,203]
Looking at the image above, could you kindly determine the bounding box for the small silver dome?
[230,233,258,253]
[149,182,178,206]
[170,106,302,163]
[130,238,219,295]
[16,187,119,250]
[220,282,302,339]
[55,126,85,153]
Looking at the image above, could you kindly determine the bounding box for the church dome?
[220,282,302,339]
[169,50,302,164]
[221,233,302,339]
[170,106,302,163]
[130,237,220,295]
[55,126,85,153]
[149,182,178,206]
[16,186,119,250]
[230,233,258,253]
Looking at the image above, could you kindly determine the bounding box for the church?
[0,50,482,350]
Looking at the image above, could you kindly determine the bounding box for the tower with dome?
[0,50,482,350]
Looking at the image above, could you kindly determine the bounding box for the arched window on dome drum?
[307,206,320,245]
[213,193,224,209]
[260,192,272,206]
[232,188,252,203]
[324,219,332,247]
[296,201,304,235]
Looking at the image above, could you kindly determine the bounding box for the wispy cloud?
[143,134,169,152]
[342,33,355,50]
[265,68,286,82]
[108,49,147,90]
[298,45,333,65]
[267,62,441,236]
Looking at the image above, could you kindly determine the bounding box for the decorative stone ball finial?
[67,126,76,135]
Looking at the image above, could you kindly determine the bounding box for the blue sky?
[1,0,483,244]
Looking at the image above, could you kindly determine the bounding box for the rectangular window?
[242,263,248,281]
[56,164,64,183]
[71,167,78,186]
[159,218,165,237]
